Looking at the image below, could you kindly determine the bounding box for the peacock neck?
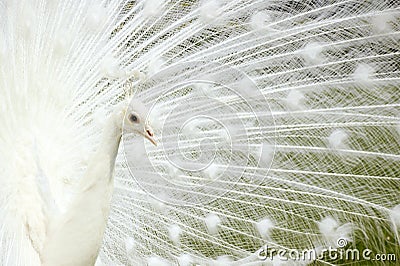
[40,107,126,266]
[98,111,123,170]
[97,107,126,181]
[79,108,125,191]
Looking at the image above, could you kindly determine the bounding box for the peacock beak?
[143,125,157,146]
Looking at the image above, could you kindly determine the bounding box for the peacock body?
[0,0,399,265]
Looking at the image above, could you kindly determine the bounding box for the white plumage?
[40,105,125,266]
[0,0,399,265]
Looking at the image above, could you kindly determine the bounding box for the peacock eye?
[129,113,139,123]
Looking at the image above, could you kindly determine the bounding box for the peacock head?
[123,99,157,146]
